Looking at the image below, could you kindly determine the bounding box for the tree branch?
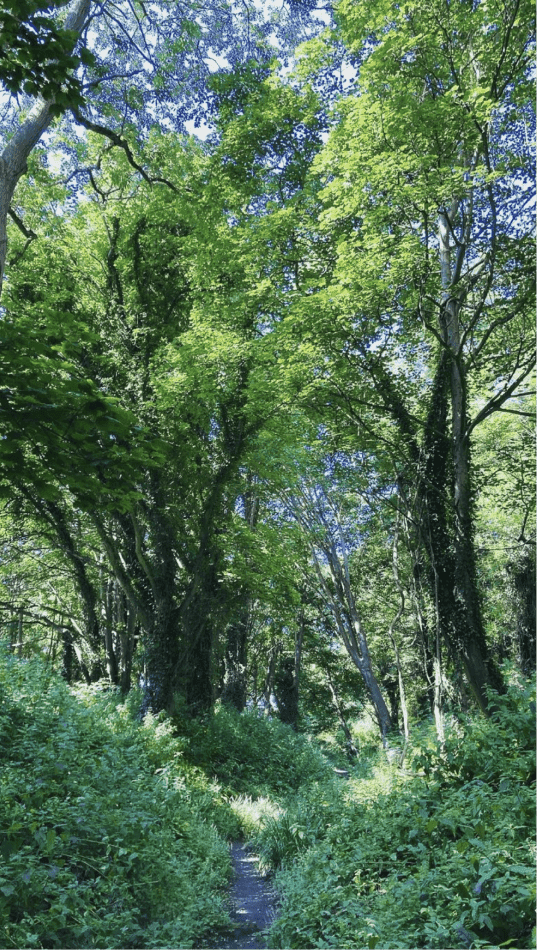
[73,110,179,192]
[7,207,37,240]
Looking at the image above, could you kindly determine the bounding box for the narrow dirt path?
[212,842,278,950]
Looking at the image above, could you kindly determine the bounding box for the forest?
[0,0,535,947]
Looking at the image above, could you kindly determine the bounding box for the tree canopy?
[0,0,534,734]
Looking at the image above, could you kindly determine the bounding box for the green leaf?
[455,882,471,898]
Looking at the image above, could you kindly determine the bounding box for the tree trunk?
[221,614,249,711]
[371,226,504,717]
[104,580,120,687]
[263,643,281,715]
[389,522,410,743]
[312,544,393,741]
[510,550,536,673]
[61,626,74,683]
[38,500,102,654]
[275,655,299,728]
[178,547,221,715]
[433,628,445,746]
[438,208,504,711]
[220,487,259,711]
[139,479,182,714]
[119,594,136,695]
[330,528,393,741]
[294,612,305,714]
[398,480,440,718]
[142,598,180,714]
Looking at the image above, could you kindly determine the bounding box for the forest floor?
[208,842,278,950]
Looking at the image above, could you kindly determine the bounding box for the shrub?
[265,676,536,949]
[0,654,232,948]
[183,703,331,797]
[253,777,347,871]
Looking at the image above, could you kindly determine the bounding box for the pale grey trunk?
[433,645,445,746]
[120,606,136,695]
[390,520,409,744]
[336,523,393,741]
[427,512,445,742]
[263,643,281,715]
[294,612,305,702]
[0,0,91,294]
[311,533,393,742]
[104,579,119,686]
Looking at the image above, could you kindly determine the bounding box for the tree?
[1,0,533,732]
[472,400,536,672]
[285,0,535,712]
[293,484,393,740]
[3,123,310,712]
[0,0,324,294]
[0,0,91,291]
[1,9,327,708]
[219,479,260,711]
[256,428,395,741]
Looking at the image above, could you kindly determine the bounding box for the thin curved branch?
[72,109,179,192]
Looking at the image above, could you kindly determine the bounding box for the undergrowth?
[1,651,534,950]
[0,656,331,949]
[258,677,536,950]
[0,654,235,949]
[180,701,331,798]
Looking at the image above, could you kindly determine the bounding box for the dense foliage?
[260,677,536,950]
[1,654,533,949]
[1,0,534,733]
[182,702,330,796]
[0,0,534,946]
[0,652,235,948]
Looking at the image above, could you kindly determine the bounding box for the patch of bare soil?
[209,842,278,950]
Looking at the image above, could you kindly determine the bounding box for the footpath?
[211,842,278,950]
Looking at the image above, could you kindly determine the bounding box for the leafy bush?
[2,653,533,950]
[265,677,536,949]
[183,703,331,797]
[0,654,233,948]
[228,795,282,841]
[414,675,536,789]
